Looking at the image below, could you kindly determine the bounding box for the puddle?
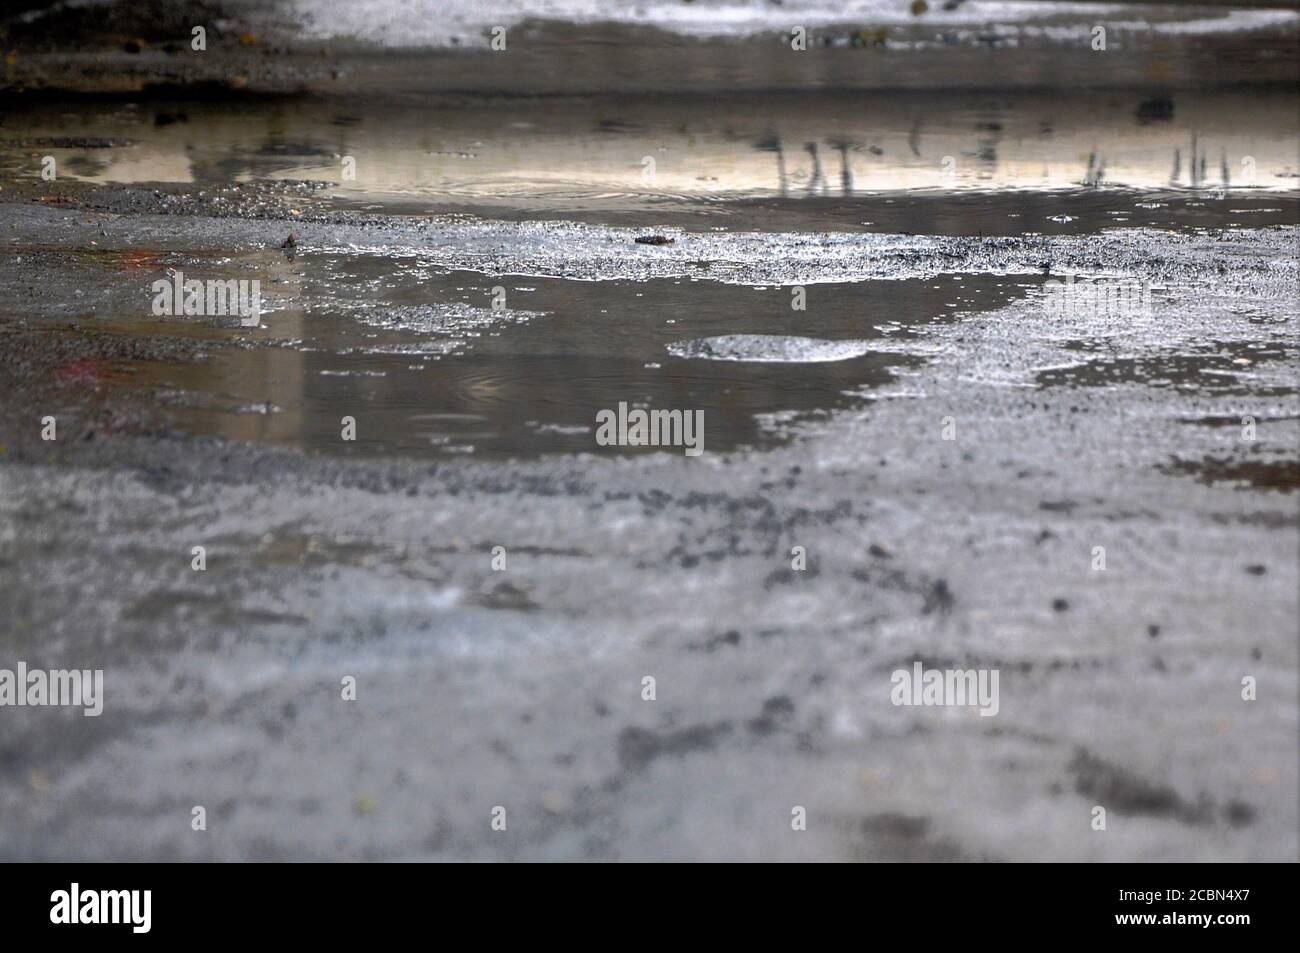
[2,86,1297,235]
[3,52,1295,461]
[91,263,1032,457]
[10,210,1294,460]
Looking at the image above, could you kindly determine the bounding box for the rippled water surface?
[3,44,1296,457]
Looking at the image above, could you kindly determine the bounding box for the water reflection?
[109,260,1037,458]
[4,88,1296,209]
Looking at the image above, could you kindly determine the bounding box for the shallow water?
[2,22,1296,459]
[6,86,1298,219]
[99,260,1034,457]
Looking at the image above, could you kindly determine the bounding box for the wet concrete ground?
[0,2,1297,861]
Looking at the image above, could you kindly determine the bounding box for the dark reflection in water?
[113,266,1036,458]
